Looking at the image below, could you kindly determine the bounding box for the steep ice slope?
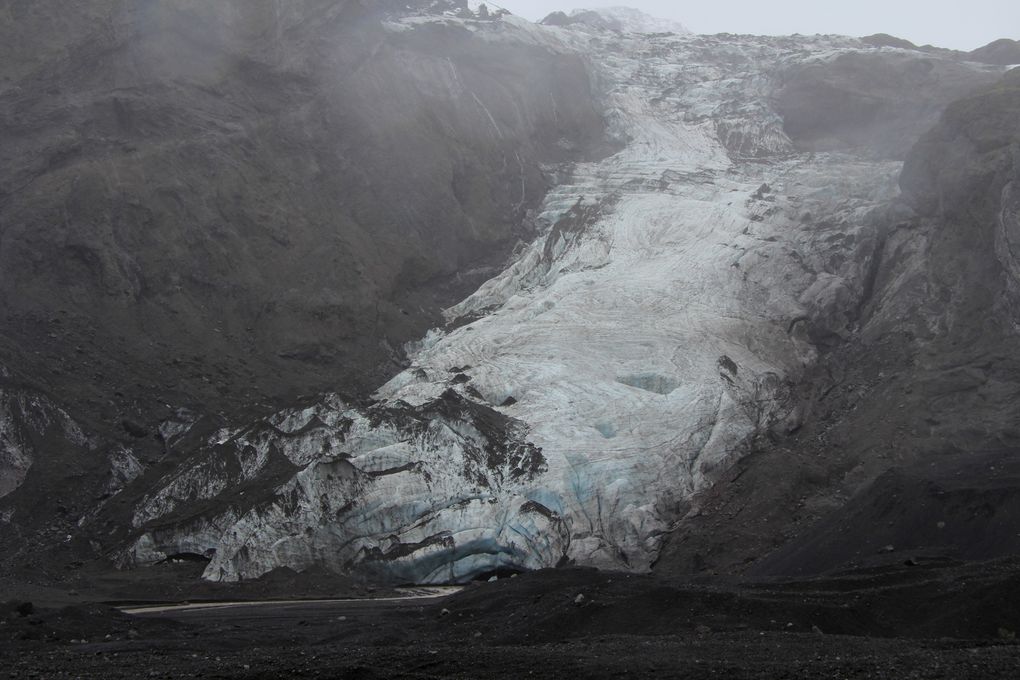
[117,19,1004,582]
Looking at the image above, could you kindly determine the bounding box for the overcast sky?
[493,1,1019,51]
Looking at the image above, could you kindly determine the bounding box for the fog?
[495,0,1019,51]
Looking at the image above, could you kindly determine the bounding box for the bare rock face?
[0,363,142,568]
[884,66,1020,441]
[893,66,1020,349]
[540,7,690,35]
[0,376,93,500]
[969,38,1020,66]
[774,50,999,157]
[657,67,1020,579]
[0,0,608,566]
[860,33,919,50]
[900,67,1020,218]
[0,0,607,420]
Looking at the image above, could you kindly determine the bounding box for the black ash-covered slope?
[0,0,607,416]
[0,0,608,571]
[659,66,1020,579]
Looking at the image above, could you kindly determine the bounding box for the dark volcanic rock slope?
[659,67,1020,578]
[773,50,992,157]
[0,0,606,567]
[0,0,605,414]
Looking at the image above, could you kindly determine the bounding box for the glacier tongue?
[375,31,898,573]
[125,28,908,582]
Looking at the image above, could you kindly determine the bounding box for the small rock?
[121,419,149,438]
[695,624,712,635]
[811,625,824,635]
[573,594,587,606]
[439,608,452,618]
[880,544,895,553]
[127,629,140,640]
[473,631,482,638]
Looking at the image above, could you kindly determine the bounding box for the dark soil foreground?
[4,560,1020,679]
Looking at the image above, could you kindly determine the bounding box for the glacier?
[115,12,1001,583]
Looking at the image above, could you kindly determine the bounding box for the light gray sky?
[493,1,1019,51]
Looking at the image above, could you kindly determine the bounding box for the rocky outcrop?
[890,66,1020,350]
[0,369,98,501]
[657,67,1020,579]
[900,68,1020,218]
[540,7,690,35]
[0,365,147,566]
[0,0,609,564]
[969,38,1020,66]
[0,0,607,425]
[860,33,919,50]
[773,51,999,157]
